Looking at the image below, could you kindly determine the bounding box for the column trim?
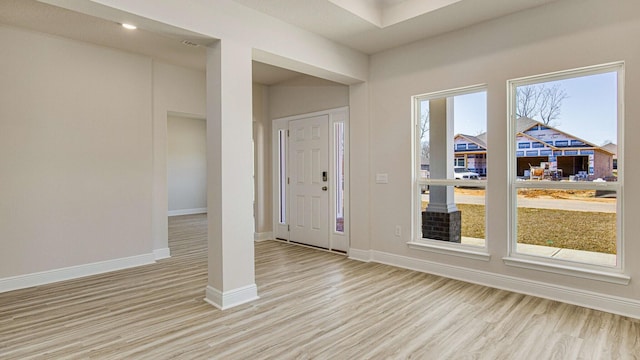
[204,284,259,310]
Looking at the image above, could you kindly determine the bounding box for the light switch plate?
[376,173,389,184]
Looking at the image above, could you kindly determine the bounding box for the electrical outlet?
[395,225,401,237]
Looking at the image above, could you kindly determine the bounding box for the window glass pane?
[335,122,345,233]
[421,186,485,245]
[278,130,287,224]
[511,65,621,267]
[515,188,617,267]
[514,72,617,181]
[420,91,487,181]
[417,88,487,247]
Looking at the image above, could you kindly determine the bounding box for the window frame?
[410,84,490,261]
[505,62,626,281]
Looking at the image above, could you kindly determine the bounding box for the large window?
[413,85,488,253]
[507,63,623,272]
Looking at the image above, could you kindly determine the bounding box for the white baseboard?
[350,248,640,319]
[348,248,372,262]
[204,284,259,310]
[168,208,207,217]
[153,248,171,260]
[254,232,274,242]
[0,253,156,293]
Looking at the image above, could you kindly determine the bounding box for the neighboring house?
[454,118,616,179]
[601,142,618,173]
[453,133,487,176]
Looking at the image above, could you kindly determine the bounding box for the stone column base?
[421,210,461,242]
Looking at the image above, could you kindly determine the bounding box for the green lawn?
[456,204,616,254]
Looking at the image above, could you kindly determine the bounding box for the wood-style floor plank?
[1,214,639,359]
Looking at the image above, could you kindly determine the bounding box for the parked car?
[454,168,480,180]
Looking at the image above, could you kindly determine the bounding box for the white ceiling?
[231,0,561,54]
[0,0,210,69]
[0,0,562,84]
[0,0,306,84]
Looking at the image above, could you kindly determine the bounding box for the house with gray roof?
[454,118,616,179]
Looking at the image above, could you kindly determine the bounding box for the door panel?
[289,115,329,248]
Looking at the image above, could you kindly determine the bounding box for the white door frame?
[272,107,350,253]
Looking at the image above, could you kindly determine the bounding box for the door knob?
[322,186,328,191]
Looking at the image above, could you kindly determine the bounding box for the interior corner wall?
[0,25,153,278]
[268,77,350,120]
[365,0,640,305]
[253,83,272,235]
[152,61,206,251]
[167,116,207,215]
[0,24,206,284]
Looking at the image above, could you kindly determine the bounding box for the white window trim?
[502,257,629,285]
[329,110,349,240]
[506,62,625,279]
[272,118,290,241]
[411,84,489,259]
[407,240,490,261]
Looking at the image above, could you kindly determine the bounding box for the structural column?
[423,98,461,242]
[204,40,258,309]
[348,82,371,253]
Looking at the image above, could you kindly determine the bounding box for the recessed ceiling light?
[121,23,137,30]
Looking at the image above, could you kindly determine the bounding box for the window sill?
[503,256,630,285]
[407,241,490,261]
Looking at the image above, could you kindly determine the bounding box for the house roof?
[601,142,618,157]
[455,117,615,155]
[516,117,541,133]
[516,117,604,149]
[456,134,487,149]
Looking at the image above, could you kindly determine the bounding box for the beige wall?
[268,76,349,120]
[362,0,640,302]
[167,116,207,213]
[0,25,152,277]
[252,83,271,235]
[0,24,205,281]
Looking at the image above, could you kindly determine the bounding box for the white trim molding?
[254,232,274,242]
[348,248,372,262]
[204,284,259,310]
[407,241,490,261]
[153,248,171,260]
[350,249,640,319]
[168,208,207,217]
[503,257,630,285]
[0,253,156,293]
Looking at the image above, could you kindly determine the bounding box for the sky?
[425,70,618,146]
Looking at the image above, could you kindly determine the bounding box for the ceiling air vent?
[181,40,200,47]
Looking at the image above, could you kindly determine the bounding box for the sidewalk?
[424,193,617,213]
[462,237,616,267]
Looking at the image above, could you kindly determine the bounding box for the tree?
[516,85,541,119]
[419,105,430,165]
[516,84,568,125]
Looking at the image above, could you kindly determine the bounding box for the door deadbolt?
[322,171,328,182]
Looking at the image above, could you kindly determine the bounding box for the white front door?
[288,115,329,248]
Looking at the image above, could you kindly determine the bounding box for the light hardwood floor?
[1,214,640,359]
